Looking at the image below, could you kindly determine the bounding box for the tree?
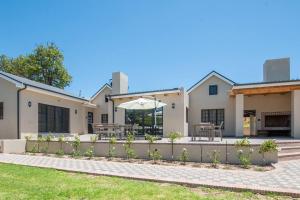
[0,43,72,89]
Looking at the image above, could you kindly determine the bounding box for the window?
[101,114,108,124]
[105,96,109,103]
[201,109,224,127]
[0,102,3,120]
[38,103,70,133]
[209,85,218,95]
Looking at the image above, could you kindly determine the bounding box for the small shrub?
[179,148,189,165]
[71,136,81,158]
[108,136,117,159]
[124,132,136,159]
[237,148,254,169]
[56,135,65,156]
[85,146,95,159]
[30,144,38,154]
[209,150,220,168]
[150,149,162,164]
[235,138,250,148]
[259,140,278,164]
[37,136,44,153]
[145,134,158,158]
[90,135,98,144]
[168,131,182,160]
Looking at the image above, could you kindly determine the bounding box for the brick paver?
[0,154,299,197]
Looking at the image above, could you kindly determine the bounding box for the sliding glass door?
[125,107,163,136]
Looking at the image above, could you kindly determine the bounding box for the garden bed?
[24,152,275,172]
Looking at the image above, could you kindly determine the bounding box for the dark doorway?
[88,112,94,134]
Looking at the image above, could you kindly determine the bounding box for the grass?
[0,163,293,200]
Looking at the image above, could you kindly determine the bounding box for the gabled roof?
[187,71,236,94]
[90,83,112,100]
[110,88,182,99]
[0,71,88,102]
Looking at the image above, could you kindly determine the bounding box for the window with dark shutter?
[201,109,224,128]
[101,114,108,124]
[38,103,70,133]
[209,85,218,95]
[0,102,3,120]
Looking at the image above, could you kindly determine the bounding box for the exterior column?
[291,90,300,138]
[235,94,244,137]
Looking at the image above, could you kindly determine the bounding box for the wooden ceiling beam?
[230,85,300,96]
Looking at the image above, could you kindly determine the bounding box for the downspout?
[108,96,115,123]
[17,85,27,139]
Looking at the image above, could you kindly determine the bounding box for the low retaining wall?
[26,140,278,165]
[0,140,26,154]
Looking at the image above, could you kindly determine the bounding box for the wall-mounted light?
[28,101,32,108]
[172,103,175,109]
[75,109,77,114]
[115,107,118,112]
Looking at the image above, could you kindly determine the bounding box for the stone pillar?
[235,94,244,137]
[291,90,300,138]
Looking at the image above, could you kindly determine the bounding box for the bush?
[124,132,136,159]
[150,149,162,164]
[71,136,81,158]
[145,134,158,158]
[259,140,278,164]
[108,137,117,159]
[235,138,250,148]
[209,150,220,168]
[85,146,95,159]
[179,148,189,165]
[237,148,254,169]
[168,132,182,160]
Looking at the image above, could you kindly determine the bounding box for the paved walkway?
[0,154,299,197]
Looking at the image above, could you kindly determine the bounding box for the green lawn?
[0,163,292,200]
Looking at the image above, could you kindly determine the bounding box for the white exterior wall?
[91,87,112,124]
[291,90,300,138]
[0,78,18,139]
[20,89,88,138]
[113,91,188,137]
[188,76,235,136]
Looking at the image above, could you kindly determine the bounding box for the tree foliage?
[0,43,72,89]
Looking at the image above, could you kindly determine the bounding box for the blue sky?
[1,0,299,98]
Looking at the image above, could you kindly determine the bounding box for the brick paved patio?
[0,153,299,197]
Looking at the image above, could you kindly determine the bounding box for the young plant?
[168,132,182,160]
[179,148,189,165]
[37,135,44,153]
[71,136,81,158]
[45,134,54,154]
[124,132,136,160]
[85,146,95,159]
[150,149,162,164]
[56,135,65,156]
[145,134,158,158]
[209,150,220,168]
[24,135,32,152]
[235,138,254,168]
[108,136,117,159]
[259,140,278,165]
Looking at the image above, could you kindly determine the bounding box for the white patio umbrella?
[117,98,167,130]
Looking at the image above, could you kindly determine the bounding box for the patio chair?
[214,121,224,141]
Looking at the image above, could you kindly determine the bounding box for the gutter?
[17,85,27,139]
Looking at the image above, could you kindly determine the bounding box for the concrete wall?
[263,58,290,82]
[188,76,235,136]
[0,139,26,153]
[113,91,188,137]
[91,87,112,124]
[0,78,18,139]
[26,140,278,165]
[244,93,291,130]
[20,89,88,138]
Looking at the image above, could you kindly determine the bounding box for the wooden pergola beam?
[230,85,300,96]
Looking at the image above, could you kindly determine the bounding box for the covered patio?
[232,82,300,138]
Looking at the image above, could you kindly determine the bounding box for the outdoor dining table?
[192,123,215,141]
[93,124,134,140]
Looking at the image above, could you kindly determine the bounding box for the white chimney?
[111,72,128,95]
[263,58,290,82]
